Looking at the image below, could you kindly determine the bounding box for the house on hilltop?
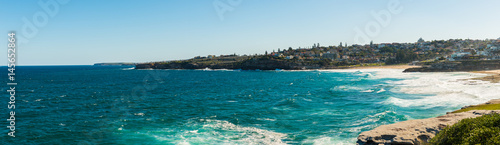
[417,37,425,43]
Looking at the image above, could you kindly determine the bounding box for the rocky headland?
[356,99,500,145]
[403,60,500,72]
[134,56,341,70]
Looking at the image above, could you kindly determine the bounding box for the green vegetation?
[137,38,500,70]
[385,49,419,64]
[452,104,500,113]
[430,113,500,145]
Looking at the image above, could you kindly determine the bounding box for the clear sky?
[1,0,500,65]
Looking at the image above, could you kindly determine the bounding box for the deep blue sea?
[1,66,498,144]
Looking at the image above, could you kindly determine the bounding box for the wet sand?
[472,70,500,83]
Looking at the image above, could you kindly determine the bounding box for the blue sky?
[1,0,500,65]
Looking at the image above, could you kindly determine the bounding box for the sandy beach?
[347,64,420,70]
[472,70,500,83]
[473,70,500,75]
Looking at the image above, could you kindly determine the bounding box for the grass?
[452,103,500,113]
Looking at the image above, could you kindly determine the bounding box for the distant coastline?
[133,55,420,70]
[134,38,500,71]
[134,59,499,72]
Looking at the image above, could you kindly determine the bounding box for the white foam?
[360,89,374,93]
[196,68,233,71]
[332,85,363,92]
[140,119,288,144]
[360,69,499,109]
[368,110,395,118]
[134,113,145,116]
[302,136,357,145]
[191,119,287,144]
[324,68,499,109]
[256,118,277,122]
[376,88,385,93]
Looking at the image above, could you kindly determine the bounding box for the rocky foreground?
[356,99,500,145]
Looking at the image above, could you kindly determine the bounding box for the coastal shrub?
[430,113,500,145]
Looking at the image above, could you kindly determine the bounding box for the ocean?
[1,66,498,144]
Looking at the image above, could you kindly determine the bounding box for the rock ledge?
[356,109,500,145]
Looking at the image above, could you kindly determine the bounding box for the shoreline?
[135,64,421,71]
[471,70,500,83]
[346,64,420,70]
[472,69,500,75]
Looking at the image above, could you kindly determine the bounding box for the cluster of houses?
[264,39,445,63]
[194,37,500,63]
[448,38,500,61]
[275,38,500,63]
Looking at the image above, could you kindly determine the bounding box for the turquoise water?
[1,66,494,144]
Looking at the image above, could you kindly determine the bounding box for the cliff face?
[404,60,500,72]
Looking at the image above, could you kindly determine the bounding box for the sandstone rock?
[403,60,500,73]
[356,110,500,145]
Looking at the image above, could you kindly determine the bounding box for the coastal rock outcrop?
[403,60,500,72]
[356,110,500,145]
[135,57,337,70]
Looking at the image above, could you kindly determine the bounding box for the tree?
[380,47,396,53]
[265,51,268,55]
[339,42,343,47]
[288,47,293,51]
[278,48,281,52]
